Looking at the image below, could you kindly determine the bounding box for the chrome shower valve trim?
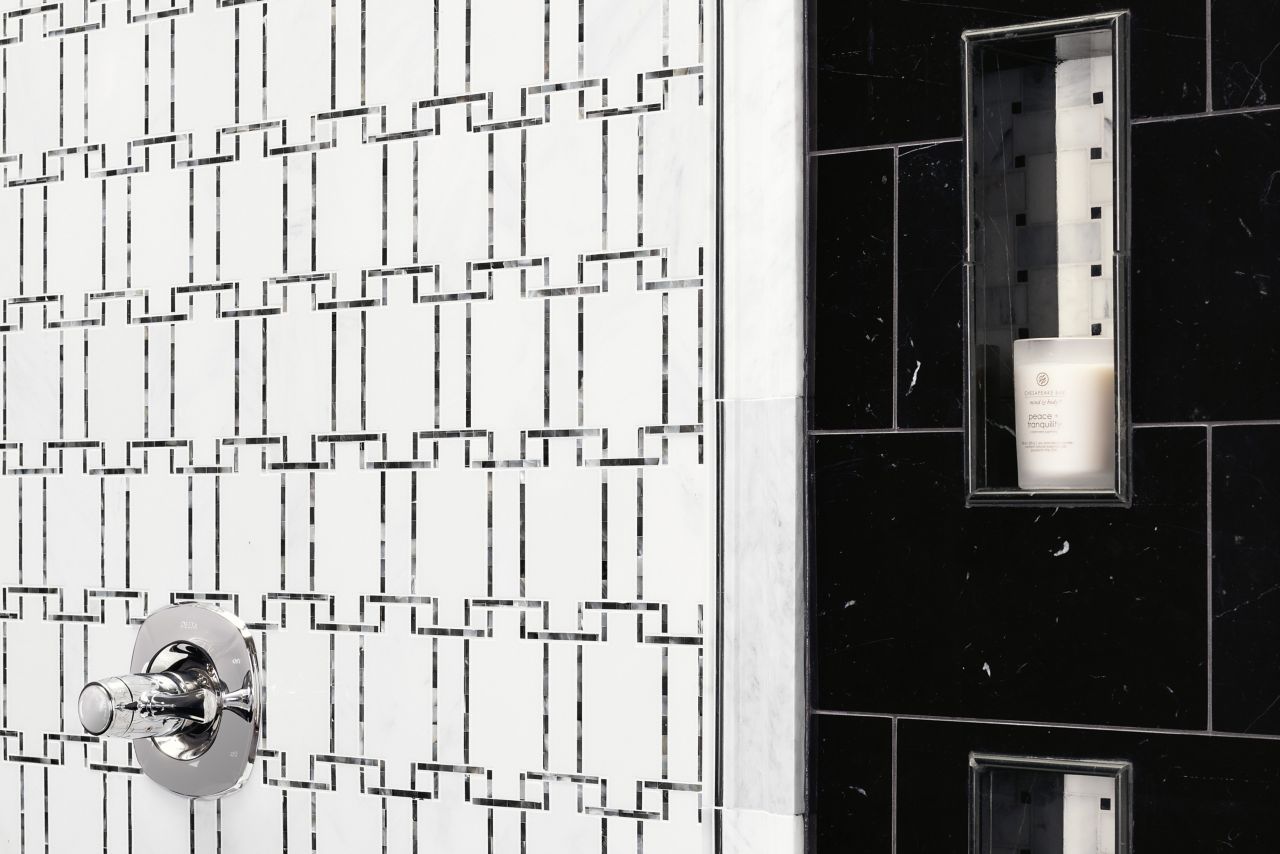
[78,602,261,798]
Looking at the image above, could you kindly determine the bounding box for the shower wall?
[0,1,712,851]
[808,1,1280,850]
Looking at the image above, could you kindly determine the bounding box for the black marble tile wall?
[1211,0,1280,110]
[809,3,1280,850]
[895,142,964,429]
[813,427,1208,728]
[812,149,895,429]
[812,715,894,852]
[815,716,1280,853]
[1132,112,1280,422]
[1212,425,1280,736]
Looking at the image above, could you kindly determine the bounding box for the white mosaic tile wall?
[0,0,711,850]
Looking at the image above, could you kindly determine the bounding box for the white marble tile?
[46,763,109,850]
[264,0,331,121]
[7,37,63,157]
[720,0,806,403]
[1,2,715,851]
[716,0,808,824]
[718,807,805,854]
[719,396,806,817]
[129,776,191,850]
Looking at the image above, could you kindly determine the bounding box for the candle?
[1013,336,1116,490]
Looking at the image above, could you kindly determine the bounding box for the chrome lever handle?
[78,671,220,739]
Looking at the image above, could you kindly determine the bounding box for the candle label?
[1013,358,1115,490]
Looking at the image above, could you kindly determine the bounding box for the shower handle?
[78,669,249,740]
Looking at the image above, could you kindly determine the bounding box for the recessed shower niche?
[963,12,1131,506]
[971,754,1132,854]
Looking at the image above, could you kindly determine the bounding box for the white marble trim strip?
[715,1,806,852]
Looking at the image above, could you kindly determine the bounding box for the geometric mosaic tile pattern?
[0,1,709,850]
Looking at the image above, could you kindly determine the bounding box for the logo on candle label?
[1036,371,1050,387]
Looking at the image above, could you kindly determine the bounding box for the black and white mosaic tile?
[0,1,711,851]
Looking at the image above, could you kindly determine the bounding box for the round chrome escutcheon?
[130,603,260,798]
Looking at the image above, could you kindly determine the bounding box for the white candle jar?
[1013,337,1116,491]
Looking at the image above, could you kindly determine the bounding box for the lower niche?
[971,754,1131,854]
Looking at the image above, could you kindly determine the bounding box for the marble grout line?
[1205,424,1214,732]
[813,709,1280,742]
[890,150,900,430]
[712,0,725,406]
[809,427,962,435]
[1134,419,1280,428]
[1204,0,1214,114]
[711,805,805,818]
[1133,102,1280,124]
[889,716,898,854]
[808,136,962,157]
[811,421,1280,437]
[808,105,1280,160]
[712,0,724,799]
[716,394,804,406]
[714,394,726,809]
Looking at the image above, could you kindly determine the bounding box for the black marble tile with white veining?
[812,0,1206,150]
[811,714,892,854]
[812,427,1207,728]
[1132,113,1280,422]
[1212,0,1280,109]
[897,141,963,428]
[1212,425,1280,735]
[812,149,895,430]
[892,718,1280,851]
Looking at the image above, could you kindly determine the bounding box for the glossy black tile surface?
[813,428,1207,728]
[1212,0,1280,109]
[808,3,1280,838]
[896,141,963,429]
[890,718,1280,852]
[1213,425,1280,735]
[812,0,1207,150]
[810,714,892,854]
[1132,113,1280,422]
[812,150,895,429]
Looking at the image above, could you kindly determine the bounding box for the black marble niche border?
[809,0,1209,152]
